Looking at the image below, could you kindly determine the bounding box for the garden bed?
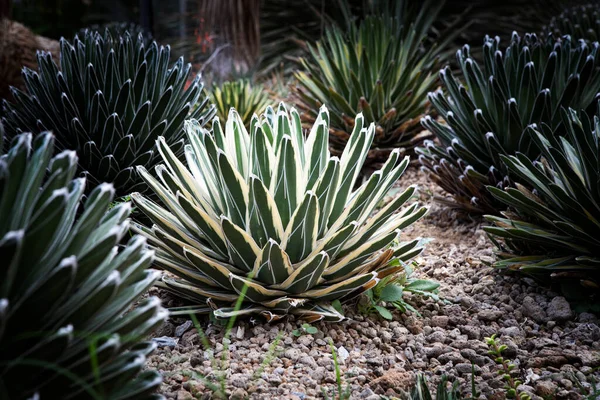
[148,167,600,400]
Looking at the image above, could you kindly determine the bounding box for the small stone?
[431,315,449,328]
[535,380,557,397]
[230,388,248,400]
[176,390,193,400]
[500,326,523,338]
[175,320,193,337]
[337,346,350,362]
[522,296,547,323]
[297,335,314,347]
[478,309,503,322]
[546,297,573,322]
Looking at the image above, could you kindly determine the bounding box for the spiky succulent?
[418,33,600,214]
[78,22,154,45]
[0,129,168,398]
[293,6,459,161]
[131,104,427,322]
[484,107,600,296]
[1,29,215,196]
[543,3,600,42]
[210,79,270,129]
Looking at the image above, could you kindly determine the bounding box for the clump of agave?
[293,7,459,162]
[0,128,167,398]
[131,104,427,322]
[2,29,215,196]
[543,3,600,42]
[210,79,270,129]
[418,32,600,214]
[485,107,600,297]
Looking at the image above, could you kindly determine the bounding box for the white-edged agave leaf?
[224,110,250,178]
[291,303,345,323]
[183,246,243,289]
[343,185,417,250]
[217,150,249,228]
[130,192,208,251]
[303,109,330,190]
[220,216,261,272]
[161,276,239,302]
[249,123,275,187]
[289,107,306,166]
[313,157,341,237]
[261,296,308,312]
[302,272,378,302]
[213,306,286,322]
[328,119,374,226]
[273,251,329,294]
[228,274,286,303]
[247,175,284,247]
[176,193,228,258]
[185,120,224,213]
[282,191,319,263]
[251,239,293,285]
[325,230,399,281]
[152,250,215,287]
[271,135,300,227]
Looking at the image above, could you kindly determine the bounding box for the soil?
[146,166,600,400]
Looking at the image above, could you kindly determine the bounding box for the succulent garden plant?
[484,107,600,296]
[543,3,600,42]
[1,29,215,196]
[210,79,270,129]
[418,32,600,214]
[0,128,167,398]
[131,104,428,322]
[293,6,459,162]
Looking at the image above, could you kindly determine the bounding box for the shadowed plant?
[418,32,600,214]
[0,128,168,399]
[2,29,215,196]
[484,106,600,297]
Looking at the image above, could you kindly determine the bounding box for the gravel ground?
[146,167,600,400]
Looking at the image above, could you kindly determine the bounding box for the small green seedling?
[293,323,318,336]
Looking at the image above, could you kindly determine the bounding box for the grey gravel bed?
[146,167,600,400]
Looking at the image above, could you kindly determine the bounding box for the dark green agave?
[2,29,215,196]
[418,32,600,214]
[0,128,167,399]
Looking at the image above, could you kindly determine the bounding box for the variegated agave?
[0,129,168,398]
[1,29,215,196]
[418,32,600,214]
[484,107,600,296]
[131,104,427,322]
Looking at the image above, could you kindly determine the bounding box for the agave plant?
[484,107,600,295]
[1,29,215,196]
[543,3,600,42]
[418,32,600,214]
[78,22,154,45]
[293,3,461,162]
[210,79,270,129]
[131,104,428,322]
[0,128,168,398]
